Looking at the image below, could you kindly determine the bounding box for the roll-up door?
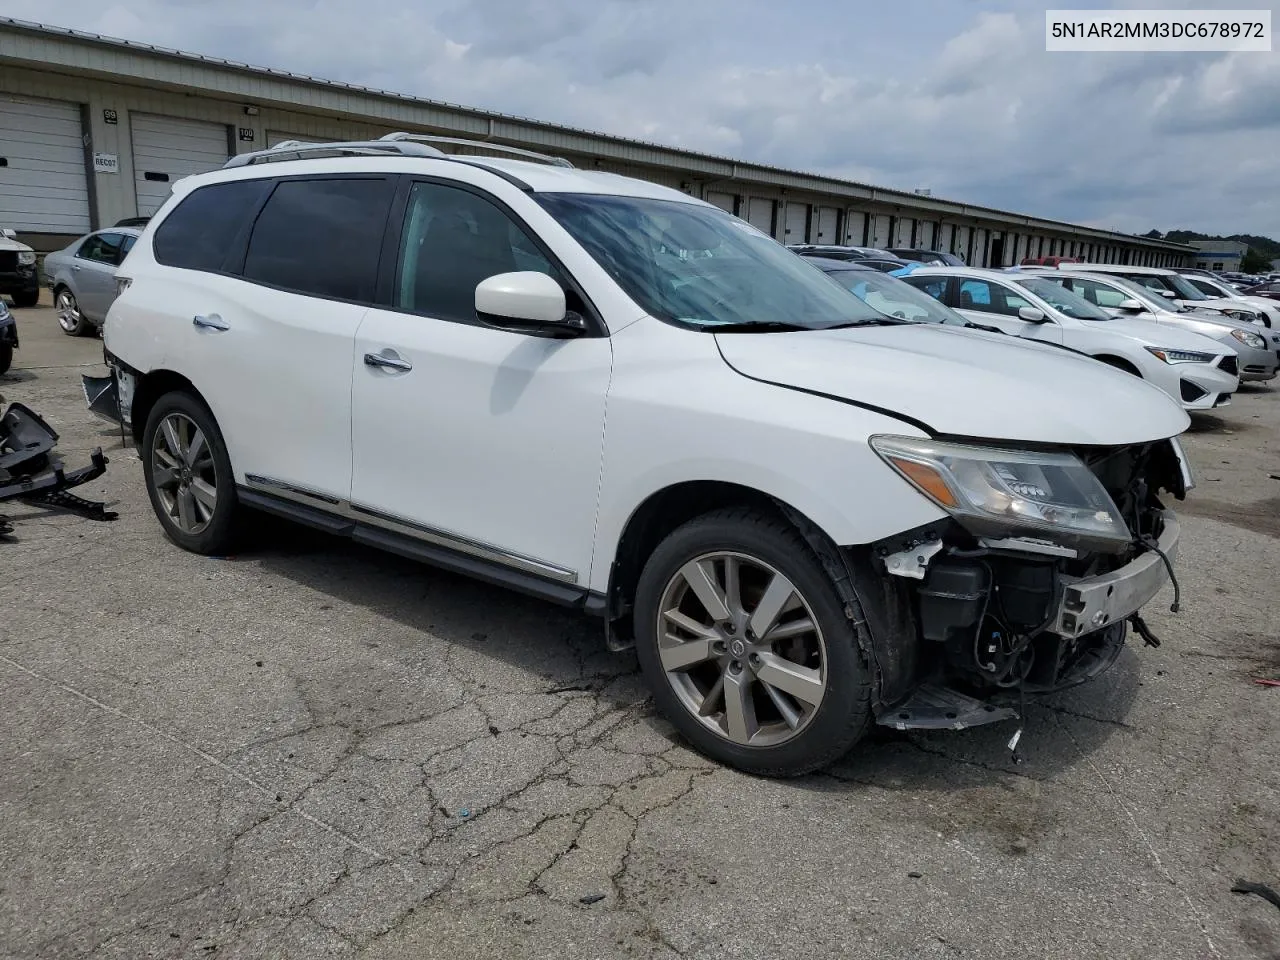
[131,114,231,217]
[706,191,736,214]
[783,202,809,243]
[871,215,892,248]
[0,94,91,234]
[814,206,839,244]
[746,198,775,235]
[844,211,867,245]
[938,224,955,257]
[895,218,915,247]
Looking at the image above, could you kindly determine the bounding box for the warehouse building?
[1188,239,1248,273]
[0,17,1194,268]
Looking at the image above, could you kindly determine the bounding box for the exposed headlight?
[16,251,35,266]
[1231,329,1266,349]
[870,436,1130,548]
[1222,308,1261,325]
[1144,346,1217,364]
[0,299,9,319]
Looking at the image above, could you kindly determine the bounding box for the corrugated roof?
[0,16,1194,251]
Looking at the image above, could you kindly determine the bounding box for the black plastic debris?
[579,894,606,905]
[0,398,117,527]
[1232,880,1280,912]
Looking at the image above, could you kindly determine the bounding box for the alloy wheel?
[55,291,81,332]
[151,412,218,534]
[656,551,827,747]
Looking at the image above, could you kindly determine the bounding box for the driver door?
[349,179,612,584]
[952,278,1062,343]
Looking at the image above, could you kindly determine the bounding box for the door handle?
[193,313,229,331]
[364,350,413,372]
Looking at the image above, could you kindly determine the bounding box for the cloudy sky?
[4,0,1278,238]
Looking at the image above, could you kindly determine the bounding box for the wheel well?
[1094,354,1141,376]
[129,370,206,444]
[603,481,797,645]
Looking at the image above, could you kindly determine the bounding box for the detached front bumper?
[1056,511,1179,638]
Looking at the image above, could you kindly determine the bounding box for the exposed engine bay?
[870,438,1188,730]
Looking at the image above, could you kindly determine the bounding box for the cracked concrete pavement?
[1,295,1278,959]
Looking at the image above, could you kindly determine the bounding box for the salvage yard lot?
[2,298,1278,960]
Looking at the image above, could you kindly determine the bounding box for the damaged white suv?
[95,135,1193,775]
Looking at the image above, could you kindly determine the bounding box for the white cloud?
[2,0,1277,237]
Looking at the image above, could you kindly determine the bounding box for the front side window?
[826,269,965,325]
[154,179,271,273]
[243,178,393,302]
[395,181,556,323]
[956,279,1033,316]
[536,193,883,330]
[1013,277,1110,320]
[902,275,949,301]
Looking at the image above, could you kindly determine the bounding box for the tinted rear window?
[153,180,270,272]
[242,178,393,302]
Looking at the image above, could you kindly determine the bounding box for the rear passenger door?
[73,232,127,321]
[151,175,395,501]
[349,178,612,585]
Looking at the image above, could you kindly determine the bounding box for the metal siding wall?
[0,93,91,233]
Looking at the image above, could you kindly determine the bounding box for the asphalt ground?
[2,293,1278,960]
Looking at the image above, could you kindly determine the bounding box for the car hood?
[715,323,1190,446]
[1091,316,1235,353]
[0,236,33,254]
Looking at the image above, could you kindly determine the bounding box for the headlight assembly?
[16,251,35,266]
[870,435,1131,548]
[1144,346,1216,364]
[1231,328,1266,349]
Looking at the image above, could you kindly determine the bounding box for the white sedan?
[902,266,1239,411]
[1179,272,1280,328]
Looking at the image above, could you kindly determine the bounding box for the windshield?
[1110,276,1182,312]
[1013,277,1112,321]
[536,194,884,330]
[824,268,966,325]
[1162,273,1209,300]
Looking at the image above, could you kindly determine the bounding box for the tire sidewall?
[55,289,88,336]
[634,511,873,776]
[141,391,239,554]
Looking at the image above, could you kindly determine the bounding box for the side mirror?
[1,228,15,239]
[475,271,584,338]
[1159,289,1177,299]
[1118,298,1145,311]
[1017,306,1047,323]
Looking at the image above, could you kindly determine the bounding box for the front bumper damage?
[868,439,1187,733]
[0,399,117,532]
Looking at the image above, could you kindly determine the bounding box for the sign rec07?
[93,153,119,174]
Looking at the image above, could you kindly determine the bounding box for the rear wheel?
[634,507,873,776]
[55,288,91,336]
[141,391,241,555]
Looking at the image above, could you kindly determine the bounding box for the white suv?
[97,134,1194,775]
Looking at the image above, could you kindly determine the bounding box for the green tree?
[1240,248,1272,273]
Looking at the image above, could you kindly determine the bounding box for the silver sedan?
[42,227,141,336]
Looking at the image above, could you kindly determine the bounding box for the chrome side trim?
[349,502,578,584]
[242,474,344,506]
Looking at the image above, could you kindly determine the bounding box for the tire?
[634,507,873,777]
[0,343,11,376]
[54,288,91,336]
[141,391,241,555]
[12,289,38,309]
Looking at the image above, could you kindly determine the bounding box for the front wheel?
[634,507,873,776]
[0,343,11,375]
[12,289,38,309]
[54,288,91,336]
[141,391,241,555]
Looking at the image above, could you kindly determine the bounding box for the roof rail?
[223,139,446,168]
[378,132,574,168]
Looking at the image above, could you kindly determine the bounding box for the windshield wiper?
[963,320,1007,334]
[819,316,910,329]
[704,321,813,333]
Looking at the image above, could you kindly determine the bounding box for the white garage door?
[938,224,955,257]
[870,215,892,248]
[814,207,839,244]
[844,211,867,245]
[132,114,230,217]
[782,203,809,243]
[746,198,775,235]
[0,95,91,234]
[706,191,736,214]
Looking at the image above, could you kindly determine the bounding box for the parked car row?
[74,134,1208,777]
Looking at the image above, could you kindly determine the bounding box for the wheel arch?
[1094,353,1142,376]
[129,369,210,445]
[596,480,919,713]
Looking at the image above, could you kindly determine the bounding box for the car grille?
[1217,355,1238,376]
[1180,380,1208,403]
[0,251,16,272]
